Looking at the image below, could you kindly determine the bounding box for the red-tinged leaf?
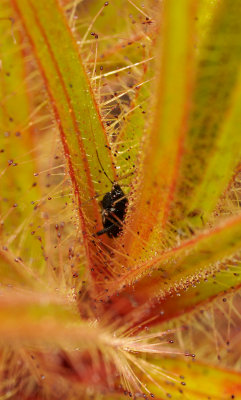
[105,213,241,324]
[150,358,241,400]
[124,259,241,329]
[120,0,197,261]
[10,0,117,282]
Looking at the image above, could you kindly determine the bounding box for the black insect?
[95,152,128,238]
[96,183,128,237]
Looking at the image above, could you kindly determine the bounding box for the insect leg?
[93,224,116,237]
[93,213,123,237]
[112,195,127,206]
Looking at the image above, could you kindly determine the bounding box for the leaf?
[0,1,45,269]
[121,0,197,260]
[0,251,30,285]
[186,66,241,220]
[196,0,219,45]
[150,358,241,399]
[114,65,153,182]
[11,0,115,240]
[106,213,241,324]
[174,0,241,226]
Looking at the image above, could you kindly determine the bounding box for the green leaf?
[114,66,153,182]
[0,1,45,269]
[186,66,241,220]
[175,0,241,225]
